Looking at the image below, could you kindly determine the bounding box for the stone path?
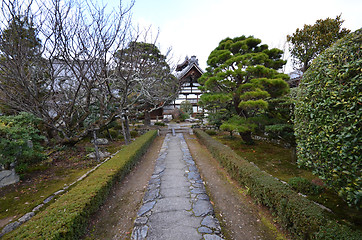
[131,133,224,240]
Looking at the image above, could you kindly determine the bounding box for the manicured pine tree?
[199,36,290,144]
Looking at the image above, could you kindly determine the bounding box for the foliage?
[288,177,323,195]
[0,112,46,171]
[113,41,178,136]
[194,129,362,239]
[287,15,350,72]
[198,35,289,144]
[0,14,47,115]
[294,29,362,207]
[179,110,189,122]
[180,100,193,115]
[262,96,296,146]
[154,121,166,126]
[205,129,217,136]
[130,130,138,138]
[3,130,157,240]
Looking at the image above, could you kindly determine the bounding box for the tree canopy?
[287,15,350,72]
[199,35,289,144]
[0,0,176,145]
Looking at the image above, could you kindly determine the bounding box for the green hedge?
[3,130,157,240]
[294,29,361,207]
[194,129,361,240]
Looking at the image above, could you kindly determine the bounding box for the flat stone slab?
[131,133,224,239]
[137,201,156,217]
[193,199,214,217]
[201,215,220,230]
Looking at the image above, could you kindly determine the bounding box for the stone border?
[0,150,122,237]
[131,133,224,240]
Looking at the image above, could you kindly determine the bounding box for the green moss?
[2,130,157,240]
[214,135,314,182]
[0,168,90,220]
[213,133,362,230]
[195,129,362,239]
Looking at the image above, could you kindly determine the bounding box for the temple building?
[163,56,203,117]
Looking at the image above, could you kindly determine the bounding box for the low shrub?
[0,112,46,171]
[3,130,157,240]
[194,129,361,240]
[288,177,323,195]
[130,130,138,138]
[154,122,166,126]
[205,129,217,136]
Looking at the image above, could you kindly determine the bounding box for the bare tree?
[0,0,135,144]
[0,0,178,145]
[111,33,178,143]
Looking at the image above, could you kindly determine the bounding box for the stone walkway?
[131,133,224,240]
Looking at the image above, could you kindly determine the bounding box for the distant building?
[163,56,204,116]
[287,70,303,88]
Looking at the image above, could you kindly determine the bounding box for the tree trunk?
[291,146,297,163]
[124,115,131,141]
[144,110,151,126]
[239,131,254,145]
[93,130,100,162]
[121,118,129,145]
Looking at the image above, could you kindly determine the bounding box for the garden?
[0,0,360,238]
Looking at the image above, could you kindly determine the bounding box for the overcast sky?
[119,0,361,73]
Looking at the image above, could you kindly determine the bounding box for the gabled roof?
[176,56,204,80]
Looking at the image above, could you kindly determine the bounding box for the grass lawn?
[214,133,362,231]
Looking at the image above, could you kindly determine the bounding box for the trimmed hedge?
[194,129,361,240]
[3,130,157,240]
[294,29,362,207]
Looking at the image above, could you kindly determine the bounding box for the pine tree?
[199,36,289,144]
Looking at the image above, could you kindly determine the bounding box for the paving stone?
[153,165,165,175]
[43,195,54,204]
[1,221,21,235]
[32,203,44,212]
[143,188,159,203]
[204,234,224,240]
[197,193,210,201]
[191,187,206,194]
[201,215,220,230]
[187,171,202,181]
[198,226,213,234]
[134,216,148,226]
[193,199,214,217]
[137,201,156,217]
[18,212,35,223]
[131,225,148,240]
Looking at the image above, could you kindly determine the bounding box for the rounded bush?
[294,29,361,207]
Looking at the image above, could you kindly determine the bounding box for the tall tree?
[287,15,350,72]
[0,0,135,144]
[0,9,47,115]
[112,41,178,143]
[199,36,289,144]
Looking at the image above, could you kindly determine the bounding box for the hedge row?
[3,130,157,240]
[194,129,361,240]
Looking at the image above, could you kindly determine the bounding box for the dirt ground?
[82,133,288,240]
[82,136,165,240]
[184,133,288,240]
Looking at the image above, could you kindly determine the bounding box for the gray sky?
[120,0,361,73]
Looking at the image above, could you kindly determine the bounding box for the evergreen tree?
[287,15,350,72]
[0,15,47,114]
[199,36,289,144]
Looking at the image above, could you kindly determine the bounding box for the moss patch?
[213,133,362,230]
